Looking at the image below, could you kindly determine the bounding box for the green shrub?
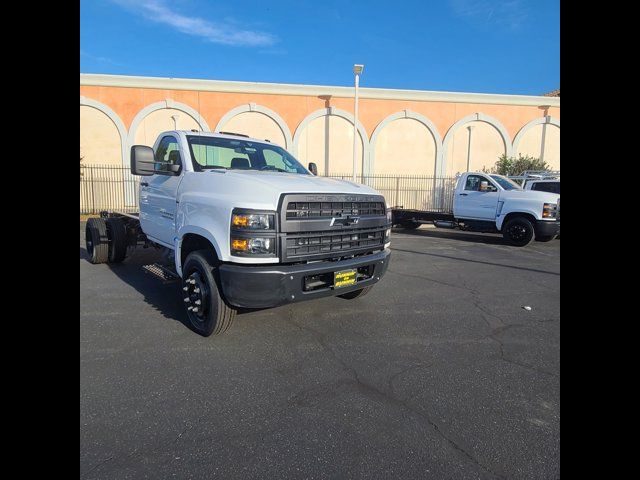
[483,154,550,176]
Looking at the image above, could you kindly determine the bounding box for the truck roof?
[174,130,276,146]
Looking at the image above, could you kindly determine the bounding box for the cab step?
[142,263,180,283]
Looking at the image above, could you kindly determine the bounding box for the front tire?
[182,250,236,336]
[85,217,109,264]
[502,217,535,247]
[338,286,372,299]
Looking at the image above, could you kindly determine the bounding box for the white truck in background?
[84,131,392,336]
[392,171,560,246]
[521,171,560,195]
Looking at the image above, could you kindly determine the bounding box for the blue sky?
[80,0,559,95]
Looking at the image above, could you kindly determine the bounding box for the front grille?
[283,226,386,261]
[286,201,385,219]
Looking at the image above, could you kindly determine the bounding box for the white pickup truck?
[84,131,391,336]
[392,171,560,246]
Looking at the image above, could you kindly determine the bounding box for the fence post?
[90,166,96,214]
[395,177,400,207]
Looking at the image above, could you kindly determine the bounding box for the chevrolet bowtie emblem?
[330,215,360,227]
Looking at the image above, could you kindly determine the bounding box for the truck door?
[455,174,500,220]
[139,135,183,246]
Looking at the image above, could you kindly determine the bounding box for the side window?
[532,182,560,194]
[464,175,483,191]
[155,136,181,166]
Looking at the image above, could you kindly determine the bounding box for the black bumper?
[535,220,560,237]
[218,249,391,309]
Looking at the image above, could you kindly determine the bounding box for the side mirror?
[130,145,155,176]
[308,162,318,175]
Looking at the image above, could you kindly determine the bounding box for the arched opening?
[373,118,437,175]
[219,111,287,148]
[515,123,560,170]
[133,108,200,146]
[446,120,507,175]
[293,109,368,176]
[80,106,122,165]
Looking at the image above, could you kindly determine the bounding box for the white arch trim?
[369,109,443,176]
[126,99,210,151]
[292,107,370,174]
[441,113,513,176]
[214,103,293,150]
[80,96,129,167]
[512,116,560,154]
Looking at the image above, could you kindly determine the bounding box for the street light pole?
[539,105,551,164]
[352,64,364,182]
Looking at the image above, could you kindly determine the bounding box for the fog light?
[231,239,248,251]
[231,237,275,255]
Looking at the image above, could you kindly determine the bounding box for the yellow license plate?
[334,269,357,288]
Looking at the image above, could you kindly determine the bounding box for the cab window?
[155,136,181,170]
[464,175,485,191]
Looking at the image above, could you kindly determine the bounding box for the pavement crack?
[387,269,478,294]
[81,455,114,479]
[488,330,558,378]
[285,314,505,479]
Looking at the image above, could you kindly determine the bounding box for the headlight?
[386,208,393,223]
[231,212,274,230]
[542,203,557,218]
[230,208,277,257]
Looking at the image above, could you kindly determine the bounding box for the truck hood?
[206,170,382,197]
[178,170,388,212]
[500,188,560,203]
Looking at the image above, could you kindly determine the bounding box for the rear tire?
[106,217,127,263]
[502,217,535,247]
[338,286,372,299]
[85,218,109,264]
[182,250,236,336]
[535,234,556,242]
[400,220,420,230]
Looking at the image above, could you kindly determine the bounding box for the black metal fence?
[80,165,458,214]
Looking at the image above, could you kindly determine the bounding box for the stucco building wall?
[80,74,560,175]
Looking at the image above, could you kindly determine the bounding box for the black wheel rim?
[182,268,210,323]
[508,224,527,241]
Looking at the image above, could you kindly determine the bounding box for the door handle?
[140,182,149,187]
[459,193,468,196]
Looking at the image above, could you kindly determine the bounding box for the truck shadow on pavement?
[392,226,507,245]
[81,246,197,333]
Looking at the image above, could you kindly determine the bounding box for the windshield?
[187,135,309,174]
[490,175,522,190]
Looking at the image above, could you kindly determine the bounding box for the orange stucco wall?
[79,85,559,141]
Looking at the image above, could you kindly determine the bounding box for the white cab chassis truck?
[85,131,392,336]
[392,172,560,246]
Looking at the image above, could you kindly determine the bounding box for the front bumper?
[218,249,391,308]
[535,219,560,237]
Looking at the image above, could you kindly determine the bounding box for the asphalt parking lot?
[80,222,559,480]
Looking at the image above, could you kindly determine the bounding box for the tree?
[483,154,550,176]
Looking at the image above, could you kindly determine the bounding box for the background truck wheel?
[85,217,109,264]
[338,286,372,299]
[106,217,127,263]
[400,220,420,230]
[502,217,535,247]
[182,250,236,336]
[535,234,557,242]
